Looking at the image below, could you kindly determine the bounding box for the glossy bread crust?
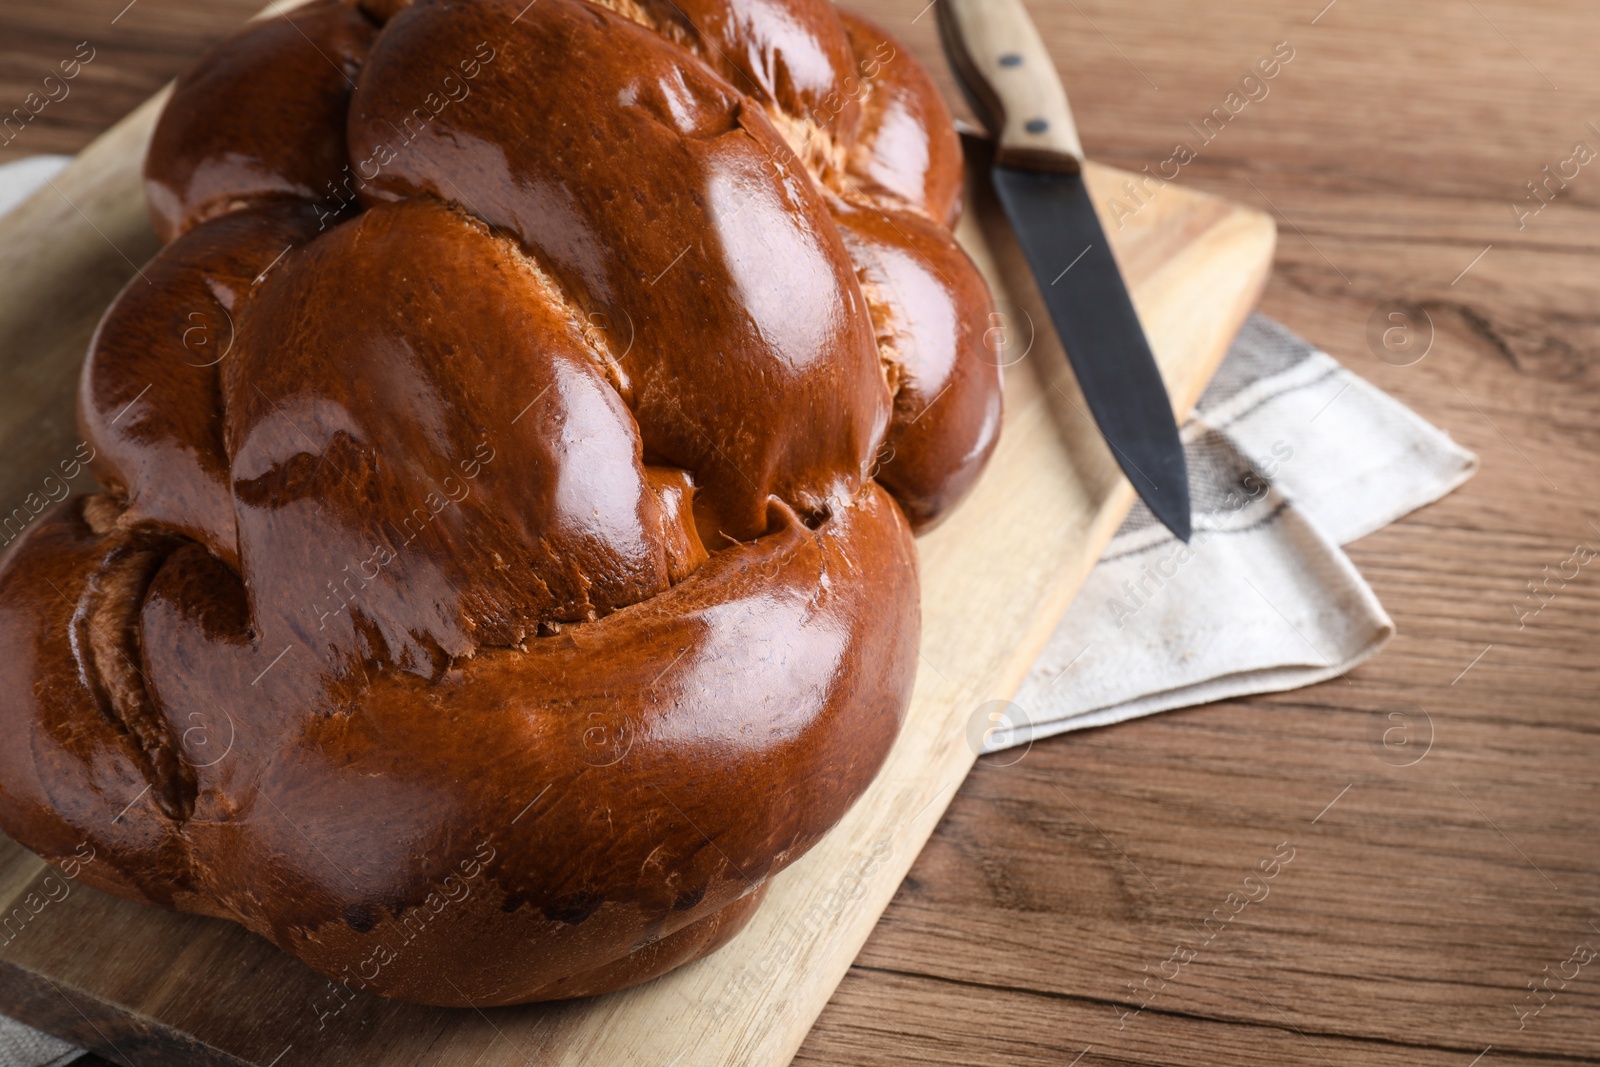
[0,0,1001,1006]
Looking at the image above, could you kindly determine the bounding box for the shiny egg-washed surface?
[0,0,1001,1005]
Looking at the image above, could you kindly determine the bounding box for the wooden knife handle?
[936,0,1085,172]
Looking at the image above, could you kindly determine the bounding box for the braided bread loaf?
[0,0,1000,1005]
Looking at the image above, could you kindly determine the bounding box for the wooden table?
[3,1,1597,1064]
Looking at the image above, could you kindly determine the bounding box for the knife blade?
[937,0,1192,542]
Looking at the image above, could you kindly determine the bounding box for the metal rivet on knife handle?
[936,0,1085,173]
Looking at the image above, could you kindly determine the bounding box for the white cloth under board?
[987,315,1476,749]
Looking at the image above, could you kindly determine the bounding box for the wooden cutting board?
[0,53,1274,1067]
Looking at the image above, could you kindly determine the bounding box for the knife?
[937,0,1192,542]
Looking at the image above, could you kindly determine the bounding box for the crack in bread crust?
[77,533,197,822]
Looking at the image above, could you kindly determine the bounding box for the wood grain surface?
[0,0,1596,1065]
